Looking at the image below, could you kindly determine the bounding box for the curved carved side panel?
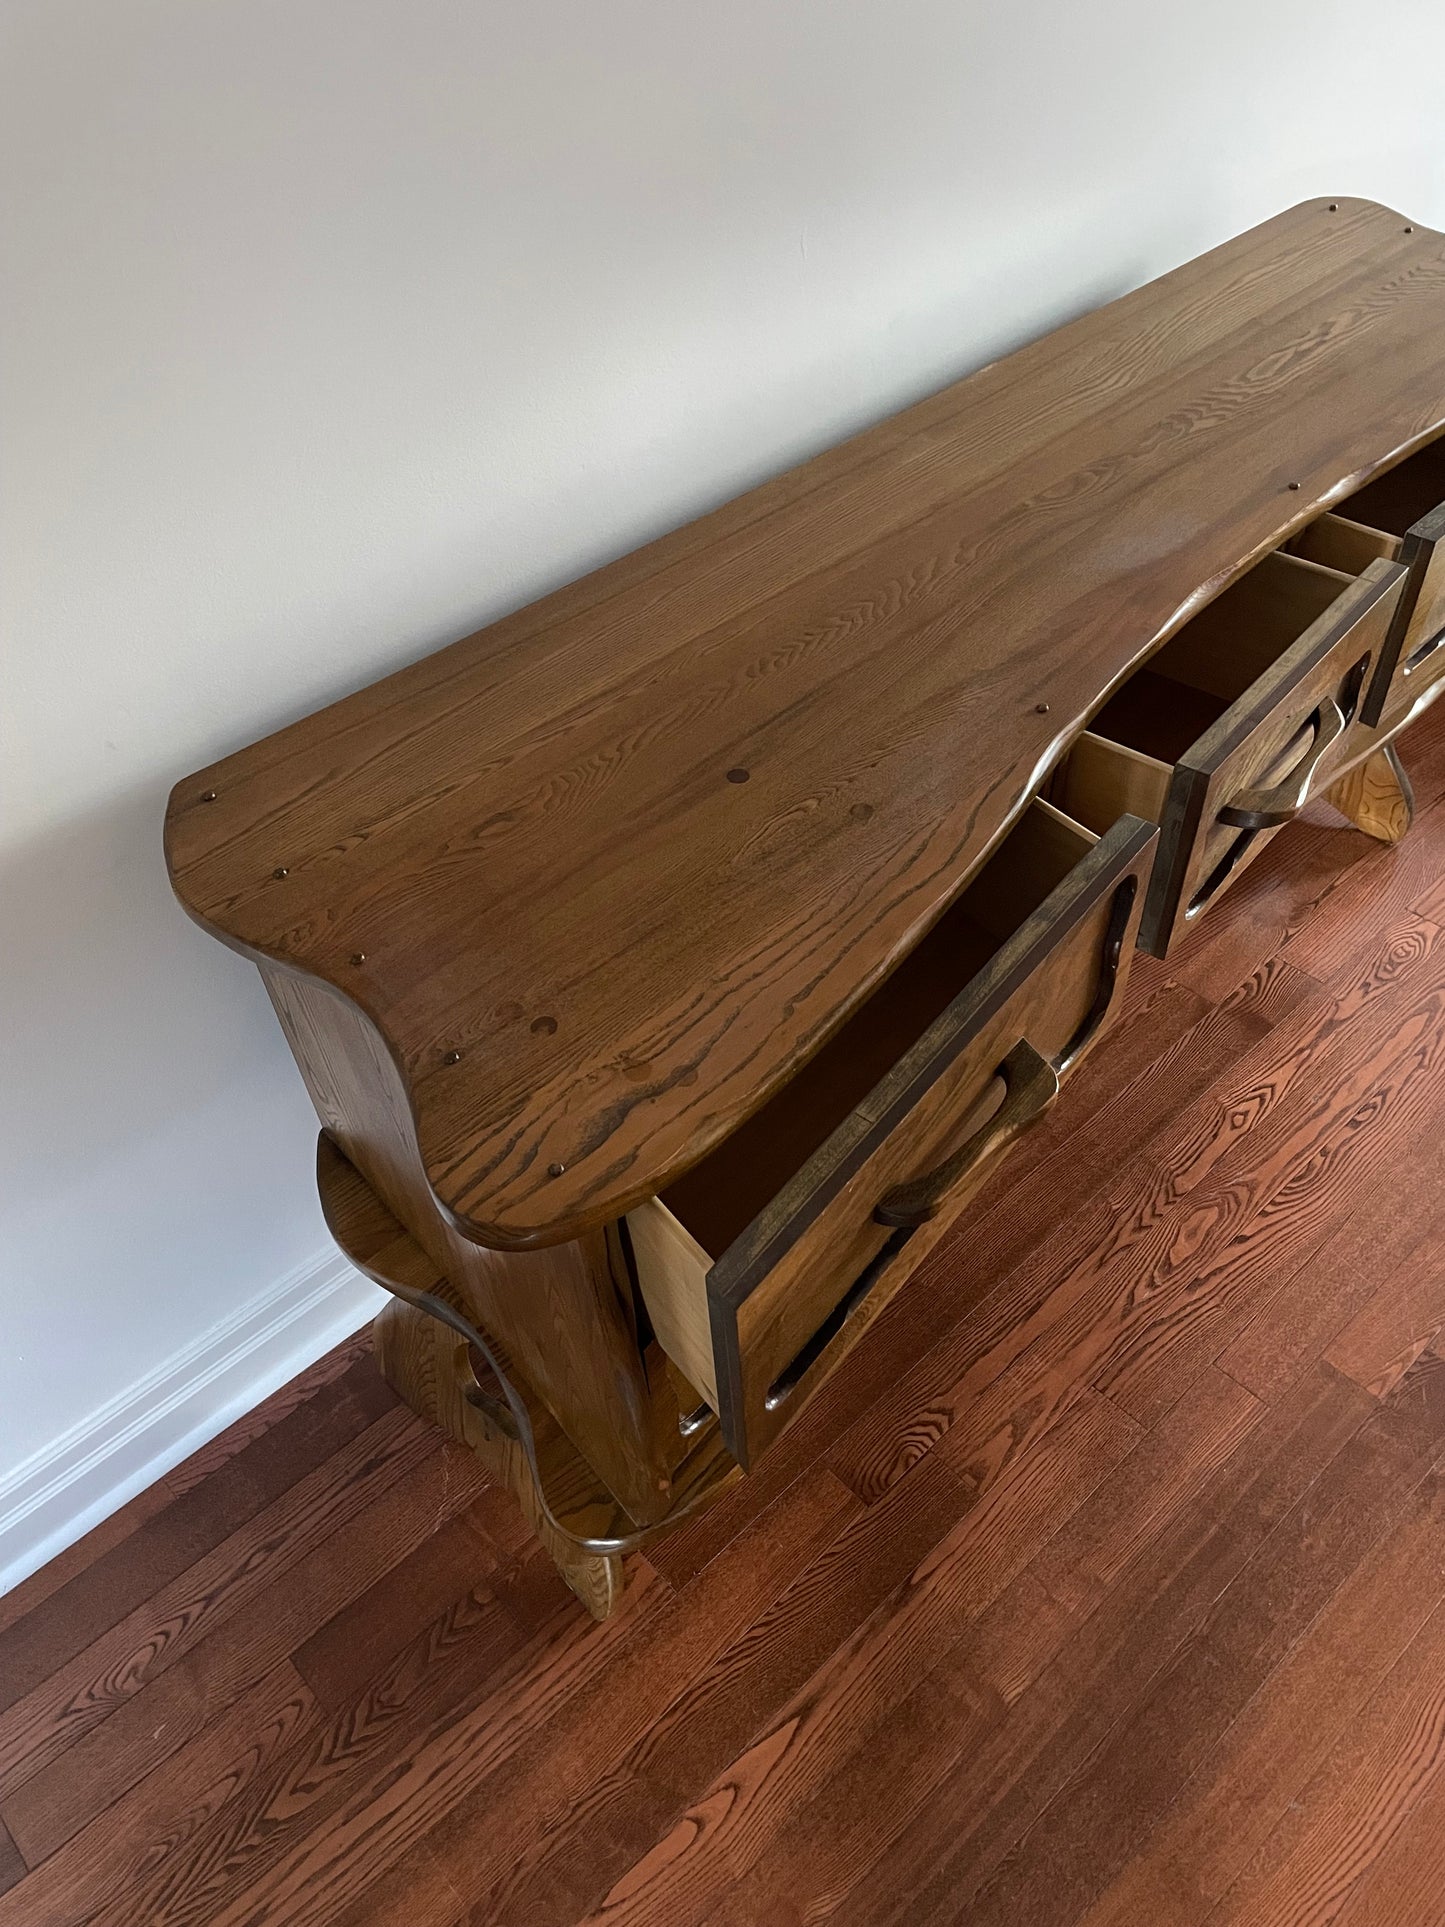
[371,1295,625,1621]
[260,962,688,1525]
[321,1130,740,1616]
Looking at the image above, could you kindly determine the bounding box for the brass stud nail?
[273,866,288,878]
[726,767,750,784]
[1328,202,1338,211]
[350,952,366,967]
[548,1161,566,1177]
[1287,481,1301,490]
[444,1049,462,1064]
[1406,226,1415,234]
[201,789,217,802]
[1035,701,1050,714]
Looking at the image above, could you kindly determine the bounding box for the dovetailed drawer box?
[1049,549,1405,956]
[1294,440,1445,731]
[626,803,1156,1466]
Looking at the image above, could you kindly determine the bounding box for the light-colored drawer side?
[628,1196,718,1409]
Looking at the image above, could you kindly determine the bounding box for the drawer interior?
[1285,439,1445,592]
[1048,728,1173,840]
[652,798,1096,1268]
[1284,512,1402,576]
[1100,551,1349,753]
[1339,438,1445,538]
[1282,442,1445,712]
[1336,438,1445,714]
[1049,548,1358,837]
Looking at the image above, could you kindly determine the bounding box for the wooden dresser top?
[165,197,1445,1249]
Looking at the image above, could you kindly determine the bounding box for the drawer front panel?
[1365,504,1445,730]
[706,814,1155,1466]
[1143,558,1406,955]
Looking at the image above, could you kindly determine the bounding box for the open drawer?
[1320,437,1445,729]
[1050,548,1405,956]
[625,802,1155,1468]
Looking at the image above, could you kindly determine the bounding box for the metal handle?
[1405,627,1445,676]
[764,1224,912,1411]
[1055,873,1138,1075]
[872,1038,1061,1230]
[1218,697,1346,830]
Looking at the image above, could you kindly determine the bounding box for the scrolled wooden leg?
[373,1296,624,1620]
[1326,742,1415,844]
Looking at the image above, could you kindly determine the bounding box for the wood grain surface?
[15,692,1445,1924]
[164,197,1445,1248]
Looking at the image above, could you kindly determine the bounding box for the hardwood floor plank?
[0,1485,174,1641]
[645,1275,982,1591]
[0,1351,396,1718]
[1393,709,1445,813]
[960,974,1214,1212]
[826,1361,1376,1927]
[960,1367,1261,1709]
[1095,913,1445,1422]
[1078,1411,1445,1927]
[1217,1134,1445,1402]
[544,1393,1137,1927]
[1208,1501,1445,1924]
[324,1841,470,1927]
[1279,797,1445,991]
[937,959,1319,1348]
[133,1472,854,1927]
[1324,1219,1445,1399]
[1331,1734,1445,1926]
[0,1403,433,1804]
[0,1665,318,1927]
[467,1535,573,1632]
[940,1352,1445,1927]
[163,1328,375,1497]
[532,1369,1242,1927]
[96,1579,536,1927]
[0,1433,487,1860]
[0,1822,21,1900]
[690,1650,1001,1927]
[1161,808,1362,1005]
[1030,1366,1262,1615]
[290,1504,500,1712]
[417,1461,953,1927]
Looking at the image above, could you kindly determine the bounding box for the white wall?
[4,0,1444,1590]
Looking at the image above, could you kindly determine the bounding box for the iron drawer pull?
[1405,627,1445,676]
[764,1226,913,1411]
[1218,696,1346,830]
[871,1039,1060,1231]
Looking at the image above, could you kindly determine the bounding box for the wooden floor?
[10,717,1445,1927]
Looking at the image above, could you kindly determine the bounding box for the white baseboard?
[0,1248,382,1600]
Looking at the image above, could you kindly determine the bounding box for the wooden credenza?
[165,198,1445,1617]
